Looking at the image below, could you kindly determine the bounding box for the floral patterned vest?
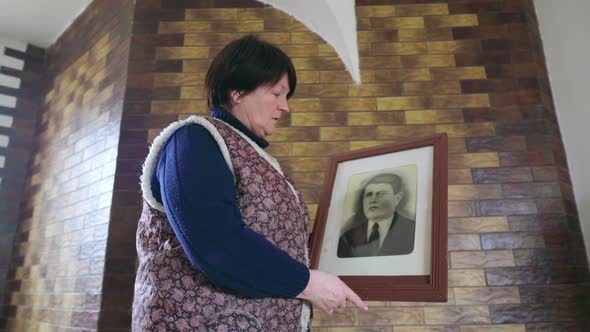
[132,116,311,331]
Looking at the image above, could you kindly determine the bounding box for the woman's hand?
[296,270,368,315]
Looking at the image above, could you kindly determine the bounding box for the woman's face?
[230,73,290,138]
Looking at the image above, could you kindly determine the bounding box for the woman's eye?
[272,92,280,97]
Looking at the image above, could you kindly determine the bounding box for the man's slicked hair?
[205,34,297,110]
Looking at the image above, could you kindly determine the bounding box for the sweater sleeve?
[155,124,310,298]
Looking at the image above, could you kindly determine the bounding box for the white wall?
[534,0,590,262]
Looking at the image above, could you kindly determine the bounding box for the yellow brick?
[430,67,486,80]
[270,127,319,142]
[403,81,461,95]
[350,140,389,150]
[211,20,264,32]
[151,101,205,114]
[449,216,510,234]
[317,44,337,57]
[374,68,431,82]
[448,152,500,168]
[307,204,318,224]
[290,172,325,187]
[449,184,503,200]
[431,94,490,108]
[156,47,208,60]
[159,21,211,34]
[348,111,405,126]
[288,98,321,112]
[400,55,456,68]
[377,96,429,110]
[292,32,324,44]
[428,40,481,54]
[449,138,467,153]
[296,85,349,97]
[377,125,437,139]
[297,71,320,84]
[154,73,206,87]
[265,143,293,157]
[373,42,428,55]
[292,57,344,70]
[280,44,318,57]
[448,201,475,217]
[182,59,212,72]
[180,87,205,99]
[185,8,238,20]
[291,112,346,126]
[394,3,449,16]
[436,123,495,138]
[371,17,425,29]
[183,33,240,46]
[398,28,453,42]
[278,157,327,173]
[292,142,349,156]
[265,18,307,31]
[425,14,479,28]
[460,325,525,332]
[320,127,378,141]
[405,109,463,124]
[321,98,377,111]
[355,5,396,17]
[237,8,291,20]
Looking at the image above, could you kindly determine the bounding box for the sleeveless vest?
[132,116,312,331]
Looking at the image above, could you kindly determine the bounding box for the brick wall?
[0,0,133,330]
[114,0,589,330]
[0,39,45,319]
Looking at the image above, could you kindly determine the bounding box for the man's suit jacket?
[337,213,415,258]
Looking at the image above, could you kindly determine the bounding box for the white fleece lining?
[140,116,235,212]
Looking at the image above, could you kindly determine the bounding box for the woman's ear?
[230,90,242,104]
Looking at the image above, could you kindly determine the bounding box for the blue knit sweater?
[150,109,310,298]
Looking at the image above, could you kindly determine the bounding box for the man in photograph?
[337,173,415,258]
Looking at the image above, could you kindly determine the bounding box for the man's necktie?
[369,223,380,244]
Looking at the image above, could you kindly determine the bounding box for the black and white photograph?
[337,166,418,258]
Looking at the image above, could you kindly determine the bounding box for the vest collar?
[211,107,269,149]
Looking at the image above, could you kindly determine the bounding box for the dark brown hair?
[205,34,297,110]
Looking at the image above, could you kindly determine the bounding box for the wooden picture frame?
[309,134,448,302]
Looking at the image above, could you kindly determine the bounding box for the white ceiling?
[0,0,92,48]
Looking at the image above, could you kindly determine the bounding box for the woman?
[133,35,366,331]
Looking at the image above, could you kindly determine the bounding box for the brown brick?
[156,47,208,60]
[270,127,320,142]
[473,167,533,184]
[184,8,238,20]
[296,84,350,97]
[449,138,467,153]
[502,183,561,199]
[449,234,481,251]
[448,201,475,217]
[377,96,429,110]
[348,83,401,97]
[451,250,515,268]
[374,68,431,82]
[151,100,206,114]
[292,57,345,70]
[348,112,405,126]
[282,44,319,57]
[454,287,520,305]
[320,98,377,112]
[403,81,461,95]
[431,94,490,108]
[278,157,328,173]
[154,72,205,86]
[377,125,437,139]
[430,67,486,80]
[486,267,578,286]
[427,40,481,54]
[289,172,325,188]
[466,136,527,152]
[159,21,211,33]
[291,32,324,44]
[320,127,378,141]
[460,325,525,332]
[360,56,403,69]
[405,109,463,124]
[264,18,307,32]
[357,30,399,43]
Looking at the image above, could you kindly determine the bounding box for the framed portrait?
[309,134,448,302]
